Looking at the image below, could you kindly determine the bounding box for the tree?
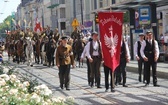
[0,15,13,38]
[123,11,129,23]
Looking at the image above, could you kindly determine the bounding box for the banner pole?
[110,4,112,12]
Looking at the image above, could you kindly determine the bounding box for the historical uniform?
[71,28,80,40]
[115,40,130,87]
[134,33,145,82]
[140,31,160,87]
[53,28,60,44]
[86,32,102,88]
[56,36,75,90]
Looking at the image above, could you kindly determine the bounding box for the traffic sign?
[72,18,79,27]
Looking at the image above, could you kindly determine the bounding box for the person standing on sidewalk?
[56,36,75,90]
[134,33,146,82]
[140,31,160,87]
[85,31,103,88]
[115,38,130,87]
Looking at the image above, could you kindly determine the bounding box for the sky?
[0,0,21,23]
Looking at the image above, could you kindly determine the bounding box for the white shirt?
[80,45,87,59]
[85,40,101,59]
[121,41,131,60]
[140,40,160,58]
[134,40,143,57]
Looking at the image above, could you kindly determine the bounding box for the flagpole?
[110,4,112,12]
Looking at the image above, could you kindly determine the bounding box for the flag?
[5,30,11,35]
[12,18,16,25]
[34,17,42,33]
[28,21,31,27]
[98,12,123,72]
[24,19,26,24]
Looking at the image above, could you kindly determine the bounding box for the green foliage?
[124,11,129,23]
[0,15,13,37]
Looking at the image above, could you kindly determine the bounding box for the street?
[3,53,168,105]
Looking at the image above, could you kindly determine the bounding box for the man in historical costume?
[140,31,160,87]
[134,33,146,83]
[45,26,53,40]
[85,31,103,88]
[56,36,75,90]
[25,28,34,39]
[71,27,80,40]
[46,35,56,67]
[53,28,60,44]
[115,37,130,87]
[40,36,48,66]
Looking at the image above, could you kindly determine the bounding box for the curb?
[127,66,168,79]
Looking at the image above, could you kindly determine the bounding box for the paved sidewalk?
[127,60,168,79]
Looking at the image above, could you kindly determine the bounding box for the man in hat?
[140,31,160,87]
[56,36,75,90]
[85,31,103,88]
[134,33,146,83]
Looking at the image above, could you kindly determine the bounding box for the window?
[99,0,103,8]
[112,0,115,4]
[60,8,66,18]
[59,0,65,4]
[94,0,97,9]
[60,22,66,30]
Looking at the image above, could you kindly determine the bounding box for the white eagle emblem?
[104,26,118,57]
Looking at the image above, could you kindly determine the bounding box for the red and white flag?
[34,17,42,33]
[98,12,123,72]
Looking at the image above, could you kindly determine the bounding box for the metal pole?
[80,0,83,25]
[41,8,44,28]
[73,0,76,18]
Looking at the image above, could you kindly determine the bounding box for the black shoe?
[105,89,109,92]
[60,85,64,89]
[143,80,146,84]
[88,82,91,86]
[111,89,115,92]
[90,83,93,88]
[123,84,128,87]
[97,86,102,88]
[66,88,70,91]
[139,76,142,82]
[119,82,122,85]
[154,84,160,87]
[145,83,149,87]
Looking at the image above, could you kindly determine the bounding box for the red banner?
[98,12,123,72]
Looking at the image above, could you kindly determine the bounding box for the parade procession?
[0,0,168,105]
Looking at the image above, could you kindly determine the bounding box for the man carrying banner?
[98,12,124,91]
